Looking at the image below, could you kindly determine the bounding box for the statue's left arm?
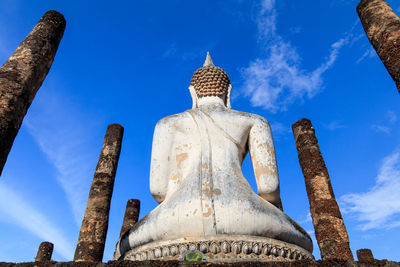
[149,120,172,204]
[248,117,282,210]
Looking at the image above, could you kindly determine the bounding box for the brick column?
[292,118,353,260]
[0,10,65,175]
[35,242,53,261]
[74,124,124,262]
[357,249,374,262]
[357,0,400,93]
[119,199,140,237]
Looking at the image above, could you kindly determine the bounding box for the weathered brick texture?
[357,249,375,262]
[292,119,353,261]
[120,199,140,237]
[357,0,400,94]
[74,124,124,262]
[0,10,65,175]
[35,242,54,262]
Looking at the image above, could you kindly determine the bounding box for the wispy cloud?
[341,150,400,230]
[296,212,319,259]
[270,121,290,136]
[24,89,100,226]
[324,120,346,131]
[305,229,318,255]
[298,212,312,225]
[386,110,397,124]
[369,110,397,134]
[241,0,349,113]
[371,124,391,134]
[0,183,74,260]
[356,47,376,64]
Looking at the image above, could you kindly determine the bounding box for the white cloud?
[356,47,376,64]
[24,90,100,227]
[270,121,289,136]
[324,120,346,131]
[0,183,74,260]
[386,110,397,124]
[241,0,349,112]
[371,124,391,134]
[162,44,178,58]
[369,111,396,134]
[305,229,318,251]
[298,212,312,225]
[341,150,400,230]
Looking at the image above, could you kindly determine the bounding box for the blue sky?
[1,0,400,262]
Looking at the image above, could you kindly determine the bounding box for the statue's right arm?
[150,120,172,204]
[248,117,282,209]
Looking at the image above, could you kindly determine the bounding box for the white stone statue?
[115,53,313,262]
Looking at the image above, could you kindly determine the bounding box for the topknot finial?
[203,51,215,67]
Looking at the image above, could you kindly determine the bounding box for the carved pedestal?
[120,235,313,262]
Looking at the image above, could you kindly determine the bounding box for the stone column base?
[120,235,314,262]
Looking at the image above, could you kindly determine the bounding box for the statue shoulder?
[155,111,192,129]
[228,109,270,126]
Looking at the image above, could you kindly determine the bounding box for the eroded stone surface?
[74,124,124,262]
[35,242,54,262]
[292,119,353,261]
[357,0,400,93]
[357,249,374,262]
[122,235,313,262]
[120,199,141,237]
[4,259,400,266]
[0,10,65,175]
[116,54,312,262]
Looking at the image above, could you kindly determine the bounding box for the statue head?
[189,52,232,109]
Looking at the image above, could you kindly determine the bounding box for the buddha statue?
[115,53,313,262]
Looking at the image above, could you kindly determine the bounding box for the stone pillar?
[292,119,353,261]
[74,124,124,262]
[357,0,400,94]
[119,199,140,237]
[35,242,54,261]
[357,249,374,262]
[0,10,65,175]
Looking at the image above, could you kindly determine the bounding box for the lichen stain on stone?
[254,160,275,179]
[358,0,400,94]
[176,153,188,169]
[203,207,212,217]
[170,173,181,181]
[231,162,243,179]
[309,176,332,200]
[203,188,212,198]
[175,143,192,151]
[256,142,273,152]
[202,163,210,172]
[213,188,221,195]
